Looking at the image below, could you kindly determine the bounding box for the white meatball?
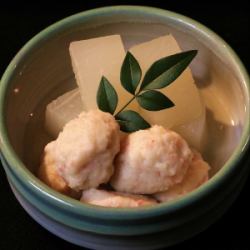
[80,188,157,208]
[38,144,80,198]
[111,125,193,194]
[154,150,210,202]
[45,110,120,191]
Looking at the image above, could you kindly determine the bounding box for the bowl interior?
[3,10,248,178]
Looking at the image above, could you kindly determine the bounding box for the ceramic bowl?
[0,6,249,250]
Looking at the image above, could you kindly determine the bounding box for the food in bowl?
[46,34,206,150]
[1,6,248,249]
[154,149,210,202]
[110,125,193,194]
[81,188,157,208]
[40,110,120,192]
[38,33,211,208]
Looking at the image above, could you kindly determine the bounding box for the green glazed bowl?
[0,6,249,250]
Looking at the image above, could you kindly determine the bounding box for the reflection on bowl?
[0,6,249,250]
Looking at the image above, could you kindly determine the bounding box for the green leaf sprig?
[97,50,197,132]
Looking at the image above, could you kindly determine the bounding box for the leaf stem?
[115,95,137,116]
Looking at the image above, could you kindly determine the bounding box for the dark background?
[0,1,249,250]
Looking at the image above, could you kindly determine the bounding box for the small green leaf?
[120,52,142,94]
[115,110,150,132]
[136,90,174,111]
[140,50,198,90]
[97,76,118,114]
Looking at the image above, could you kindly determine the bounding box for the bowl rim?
[0,5,250,220]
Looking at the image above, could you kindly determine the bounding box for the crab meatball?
[81,188,157,208]
[111,125,193,194]
[43,110,120,191]
[38,143,80,198]
[154,150,210,202]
